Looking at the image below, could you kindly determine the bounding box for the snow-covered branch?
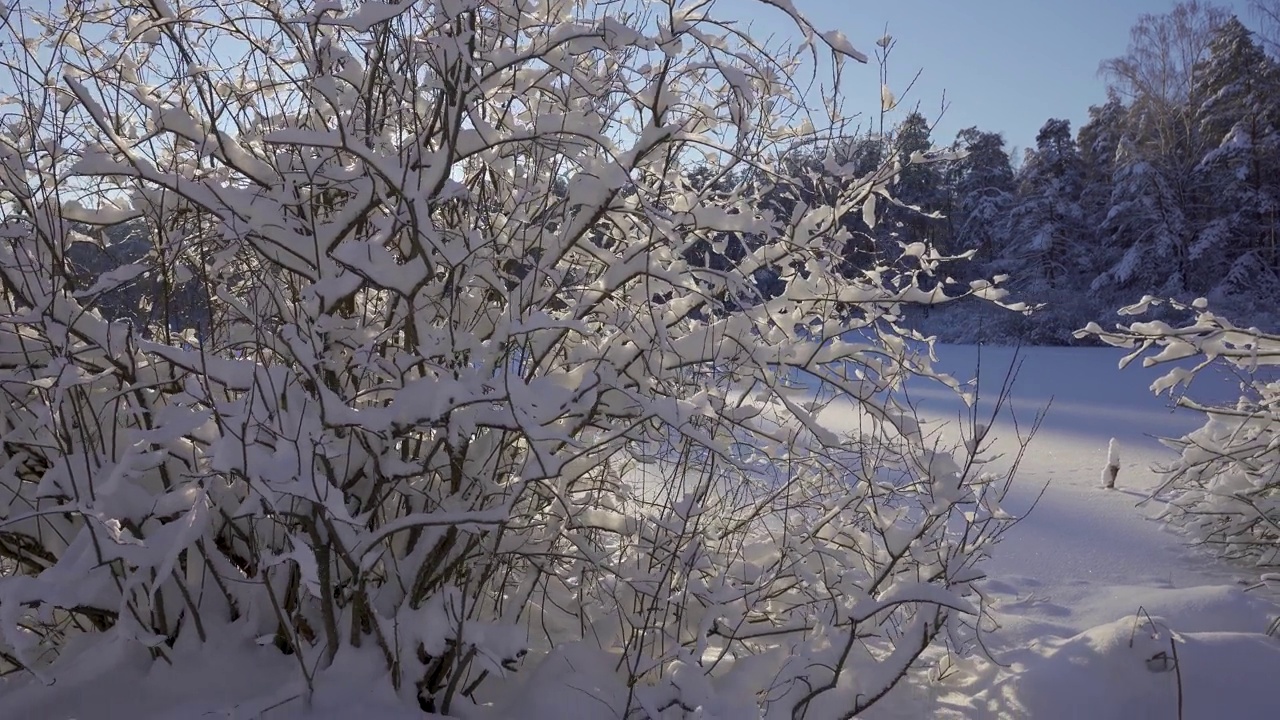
[0,0,1022,716]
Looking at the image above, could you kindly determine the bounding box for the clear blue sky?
[721,0,1258,156]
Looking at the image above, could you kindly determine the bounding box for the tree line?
[727,2,1280,344]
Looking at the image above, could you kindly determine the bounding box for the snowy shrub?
[1079,298,1280,572]
[0,0,1024,716]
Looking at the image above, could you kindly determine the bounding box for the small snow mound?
[1002,614,1280,720]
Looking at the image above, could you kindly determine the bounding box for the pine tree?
[1078,94,1127,237]
[1093,134,1194,299]
[1074,95,1131,309]
[885,112,947,249]
[951,127,1015,268]
[1189,16,1280,304]
[1003,119,1088,292]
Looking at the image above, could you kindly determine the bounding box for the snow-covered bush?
[0,0,1024,716]
[1078,298,1280,571]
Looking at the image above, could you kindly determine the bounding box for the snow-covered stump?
[1103,438,1121,489]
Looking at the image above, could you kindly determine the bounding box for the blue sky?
[720,0,1258,156]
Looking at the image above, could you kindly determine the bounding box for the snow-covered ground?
[859,345,1280,718]
[2,344,1277,719]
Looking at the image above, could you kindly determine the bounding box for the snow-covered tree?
[992,120,1097,343]
[1194,17,1278,145]
[1092,135,1195,299]
[1077,94,1127,237]
[882,112,948,250]
[950,127,1015,266]
[1090,2,1226,314]
[0,0,1024,716]
[1100,1,1228,150]
[1003,120,1088,291]
[1188,16,1280,305]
